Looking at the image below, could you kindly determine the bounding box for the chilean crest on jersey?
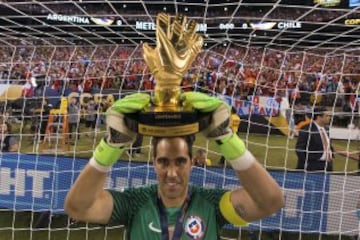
[184,215,205,239]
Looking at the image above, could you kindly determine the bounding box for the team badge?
[184,215,205,239]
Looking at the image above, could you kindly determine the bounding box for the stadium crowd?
[0,44,358,110]
[8,1,360,23]
[0,2,358,111]
[0,3,358,144]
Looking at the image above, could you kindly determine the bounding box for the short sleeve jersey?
[108,185,228,240]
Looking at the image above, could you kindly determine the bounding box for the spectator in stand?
[67,97,81,142]
[193,148,212,167]
[37,98,53,142]
[22,76,35,98]
[295,106,334,172]
[230,106,241,134]
[84,99,97,136]
[0,121,18,152]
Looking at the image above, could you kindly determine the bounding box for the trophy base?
[124,108,212,137]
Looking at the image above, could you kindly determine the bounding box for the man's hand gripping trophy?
[143,13,203,107]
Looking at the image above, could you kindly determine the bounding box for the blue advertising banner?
[218,94,281,117]
[349,0,360,7]
[0,153,358,234]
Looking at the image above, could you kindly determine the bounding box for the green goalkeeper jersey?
[108,185,228,240]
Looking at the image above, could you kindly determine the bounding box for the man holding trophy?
[65,13,284,240]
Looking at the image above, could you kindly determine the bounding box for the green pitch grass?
[17,123,359,172]
[0,210,355,240]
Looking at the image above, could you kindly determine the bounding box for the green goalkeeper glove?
[181,92,232,140]
[181,92,253,170]
[92,93,150,170]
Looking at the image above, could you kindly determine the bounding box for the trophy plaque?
[124,13,211,137]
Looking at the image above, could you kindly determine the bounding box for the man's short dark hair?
[152,134,195,159]
[312,106,328,120]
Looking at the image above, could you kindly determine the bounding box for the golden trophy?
[124,13,211,137]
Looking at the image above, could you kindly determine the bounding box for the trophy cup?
[124,13,211,137]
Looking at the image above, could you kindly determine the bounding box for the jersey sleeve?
[107,185,156,226]
[195,187,228,227]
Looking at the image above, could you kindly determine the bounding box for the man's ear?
[191,157,195,166]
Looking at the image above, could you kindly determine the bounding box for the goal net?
[0,1,359,240]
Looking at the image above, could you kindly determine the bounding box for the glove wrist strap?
[89,157,112,173]
[228,150,256,171]
[217,134,256,171]
[93,138,125,169]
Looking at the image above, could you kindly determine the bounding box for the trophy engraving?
[124,13,211,137]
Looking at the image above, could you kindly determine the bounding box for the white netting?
[0,1,359,240]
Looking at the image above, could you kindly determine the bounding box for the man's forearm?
[235,161,284,219]
[216,133,284,221]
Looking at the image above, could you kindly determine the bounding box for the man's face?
[154,137,192,201]
[320,112,331,126]
[0,123,8,135]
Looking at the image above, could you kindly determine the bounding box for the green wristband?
[93,139,125,167]
[218,134,247,160]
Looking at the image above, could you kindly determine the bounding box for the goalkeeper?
[65,92,284,240]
